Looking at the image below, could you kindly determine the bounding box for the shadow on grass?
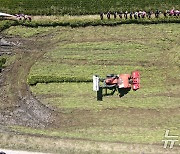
[103,87,131,98]
[118,87,131,97]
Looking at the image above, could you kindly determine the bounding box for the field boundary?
[1,16,180,32]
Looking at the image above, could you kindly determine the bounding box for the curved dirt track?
[0,34,58,128]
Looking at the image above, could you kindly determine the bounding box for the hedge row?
[18,17,180,28]
[0,0,179,15]
[1,17,180,32]
[0,20,18,32]
[27,75,92,85]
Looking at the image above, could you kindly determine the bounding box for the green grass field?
[0,0,179,15]
[24,24,179,84]
[3,23,179,146]
[0,0,180,152]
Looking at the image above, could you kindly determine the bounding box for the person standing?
[134,12,138,19]
[163,10,168,17]
[113,12,117,19]
[138,11,141,19]
[100,12,103,20]
[118,11,123,19]
[147,10,152,19]
[107,11,111,19]
[124,11,128,19]
[130,12,133,19]
[142,11,146,18]
[155,9,160,18]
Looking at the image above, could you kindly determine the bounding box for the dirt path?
[0,35,58,128]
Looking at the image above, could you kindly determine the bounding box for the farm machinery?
[93,70,140,101]
[0,12,31,21]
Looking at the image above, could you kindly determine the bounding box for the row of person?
[100,9,180,20]
[15,14,32,21]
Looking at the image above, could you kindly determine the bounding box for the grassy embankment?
[0,0,179,15]
[1,15,180,33]
[3,24,180,146]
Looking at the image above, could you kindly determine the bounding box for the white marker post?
[93,75,102,101]
[93,75,99,91]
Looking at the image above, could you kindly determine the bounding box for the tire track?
[0,35,57,128]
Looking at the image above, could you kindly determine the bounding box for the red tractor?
[93,70,140,100]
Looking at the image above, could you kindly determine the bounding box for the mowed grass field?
[3,24,180,151]
[0,0,179,15]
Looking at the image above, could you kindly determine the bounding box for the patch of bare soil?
[0,35,60,128]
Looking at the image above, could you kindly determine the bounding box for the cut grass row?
[18,17,180,28]
[1,16,180,32]
[0,0,179,15]
[10,125,180,144]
